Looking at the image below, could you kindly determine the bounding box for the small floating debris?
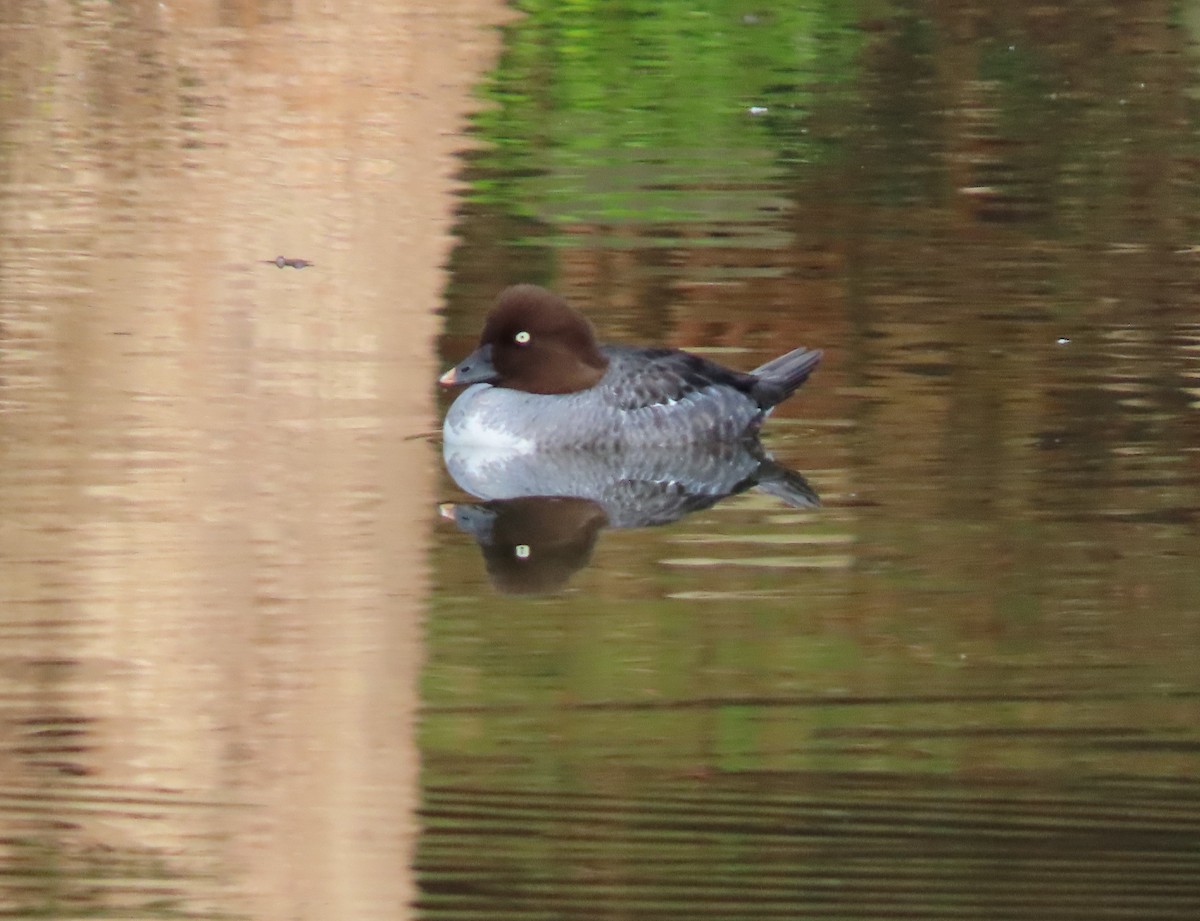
[748,105,769,116]
[262,256,314,269]
[1056,337,1071,346]
[959,185,999,198]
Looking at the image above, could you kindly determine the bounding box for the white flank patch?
[442,384,538,453]
[443,412,536,453]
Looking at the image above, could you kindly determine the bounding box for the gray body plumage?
[443,344,821,450]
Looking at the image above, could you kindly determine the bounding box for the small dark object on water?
[263,256,313,269]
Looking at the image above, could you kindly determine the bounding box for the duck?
[439,284,821,449]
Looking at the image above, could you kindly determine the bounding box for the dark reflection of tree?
[0,703,212,919]
[418,768,1200,920]
[4,835,199,919]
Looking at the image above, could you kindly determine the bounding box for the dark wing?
[601,346,758,412]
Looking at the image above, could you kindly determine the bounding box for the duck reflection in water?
[440,439,818,594]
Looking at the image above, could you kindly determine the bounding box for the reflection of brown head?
[445,497,609,595]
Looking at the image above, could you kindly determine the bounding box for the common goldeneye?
[439,284,822,449]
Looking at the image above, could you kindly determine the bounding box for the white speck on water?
[748,106,769,116]
[1056,337,1070,346]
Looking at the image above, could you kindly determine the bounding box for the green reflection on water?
[468,0,864,226]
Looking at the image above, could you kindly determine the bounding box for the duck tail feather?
[750,347,822,408]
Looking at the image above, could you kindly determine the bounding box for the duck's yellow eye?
[514,331,531,344]
[514,544,531,559]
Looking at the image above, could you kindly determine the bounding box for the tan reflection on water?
[0,1,505,918]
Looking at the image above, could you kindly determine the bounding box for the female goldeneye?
[439,285,822,449]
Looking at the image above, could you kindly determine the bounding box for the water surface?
[0,2,506,918]
[1,1,1197,918]
[425,3,1200,918]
